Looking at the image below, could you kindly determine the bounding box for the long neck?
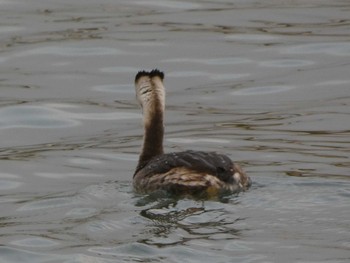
[137,92,164,171]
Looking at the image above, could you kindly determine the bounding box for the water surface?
[0,0,349,262]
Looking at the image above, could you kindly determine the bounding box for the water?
[0,0,349,262]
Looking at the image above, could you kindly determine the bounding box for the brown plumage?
[133,69,251,198]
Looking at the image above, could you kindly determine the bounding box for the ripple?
[65,207,98,219]
[35,172,104,179]
[0,26,24,33]
[162,58,195,63]
[0,180,22,190]
[88,219,126,232]
[0,246,61,263]
[316,80,350,86]
[0,246,115,263]
[163,57,251,65]
[167,71,207,77]
[100,66,139,73]
[88,243,157,257]
[274,113,350,133]
[69,158,102,165]
[133,0,200,9]
[259,59,314,68]
[11,237,59,248]
[203,57,251,65]
[209,73,249,80]
[46,103,78,109]
[167,138,230,144]
[129,41,166,47]
[91,152,138,161]
[283,42,350,56]
[0,197,20,203]
[232,85,294,95]
[0,56,7,63]
[80,182,130,200]
[15,46,122,57]
[224,240,253,251]
[0,105,78,129]
[70,111,140,120]
[0,104,140,129]
[0,172,20,179]
[88,243,247,262]
[225,34,279,42]
[92,84,133,93]
[69,152,137,163]
[18,197,78,211]
[167,71,248,80]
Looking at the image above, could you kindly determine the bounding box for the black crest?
[135,69,164,82]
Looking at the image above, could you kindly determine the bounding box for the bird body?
[133,69,251,198]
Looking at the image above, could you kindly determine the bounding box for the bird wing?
[135,150,235,184]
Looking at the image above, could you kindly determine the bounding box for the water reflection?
[138,198,243,245]
[86,196,247,262]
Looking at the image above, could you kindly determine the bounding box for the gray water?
[0,0,349,262]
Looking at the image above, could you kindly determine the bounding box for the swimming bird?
[133,69,251,198]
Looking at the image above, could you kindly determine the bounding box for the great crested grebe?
[133,69,251,198]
